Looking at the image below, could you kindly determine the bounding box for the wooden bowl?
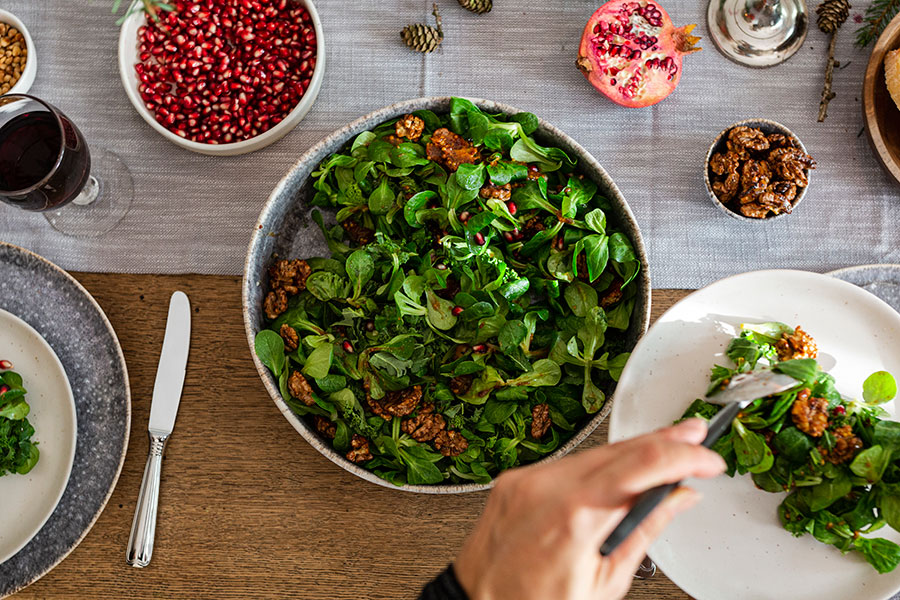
[863,12,900,185]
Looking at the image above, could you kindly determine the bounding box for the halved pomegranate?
[577,0,701,108]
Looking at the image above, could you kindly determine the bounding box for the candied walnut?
[280,324,299,352]
[769,148,816,188]
[395,114,425,141]
[368,385,423,420]
[726,140,750,161]
[531,403,551,439]
[600,278,624,308]
[739,202,771,219]
[288,371,316,406]
[740,159,772,192]
[758,181,797,215]
[451,344,469,361]
[314,415,336,439]
[346,434,373,463]
[738,186,765,205]
[820,425,863,464]
[728,126,770,152]
[434,430,469,457]
[426,128,480,171]
[766,133,795,149]
[709,151,742,176]
[340,219,374,245]
[791,388,829,437]
[480,182,512,201]
[402,410,447,442]
[712,171,740,203]
[269,259,311,295]
[520,215,547,239]
[776,326,818,360]
[264,288,289,320]
[449,374,474,396]
[526,164,545,180]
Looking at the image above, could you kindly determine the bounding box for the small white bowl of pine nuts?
[0,10,35,96]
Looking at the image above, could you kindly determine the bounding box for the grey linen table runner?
[0,0,898,289]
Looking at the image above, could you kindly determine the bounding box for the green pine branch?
[856,0,900,47]
[111,0,174,24]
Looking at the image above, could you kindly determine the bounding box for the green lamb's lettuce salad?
[0,366,39,477]
[682,322,900,573]
[255,97,641,486]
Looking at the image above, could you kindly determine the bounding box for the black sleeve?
[418,564,470,600]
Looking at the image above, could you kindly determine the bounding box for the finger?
[536,419,711,483]
[585,440,725,507]
[601,487,701,585]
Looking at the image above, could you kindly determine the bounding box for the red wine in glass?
[0,94,133,236]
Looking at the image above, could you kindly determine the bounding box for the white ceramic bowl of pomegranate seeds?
[118,0,324,156]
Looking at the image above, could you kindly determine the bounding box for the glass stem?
[71,175,100,207]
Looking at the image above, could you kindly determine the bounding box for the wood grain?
[9,275,691,600]
[864,12,900,187]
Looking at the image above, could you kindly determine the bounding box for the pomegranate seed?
[833,405,846,416]
[504,232,514,242]
[507,201,517,215]
[0,360,12,370]
[474,232,485,245]
[472,344,487,353]
[452,306,464,316]
[435,263,448,270]
[342,341,354,354]
[0,385,8,395]
[365,320,375,332]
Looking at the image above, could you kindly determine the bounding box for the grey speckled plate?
[0,243,130,598]
[243,97,651,494]
[829,265,900,314]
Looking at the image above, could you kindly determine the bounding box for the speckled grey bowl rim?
[0,242,131,598]
[242,96,651,494]
[703,119,811,222]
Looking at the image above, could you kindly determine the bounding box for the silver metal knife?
[126,291,191,568]
[599,369,799,556]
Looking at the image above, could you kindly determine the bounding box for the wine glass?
[707,0,808,67]
[0,94,133,237]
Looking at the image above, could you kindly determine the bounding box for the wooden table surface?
[10,274,692,600]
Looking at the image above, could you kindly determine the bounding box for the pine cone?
[458,0,493,14]
[816,0,850,34]
[402,3,444,53]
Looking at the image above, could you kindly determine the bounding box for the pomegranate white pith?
[577,0,701,108]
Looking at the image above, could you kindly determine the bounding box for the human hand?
[453,418,726,600]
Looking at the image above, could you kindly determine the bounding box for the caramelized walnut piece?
[820,425,863,464]
[740,159,772,192]
[769,148,816,188]
[269,259,311,295]
[395,114,425,141]
[600,278,624,308]
[531,403,551,439]
[791,388,829,437]
[426,128,480,171]
[728,126,771,152]
[346,434,373,463]
[264,288,289,320]
[280,324,299,352]
[766,133,795,149]
[739,202,771,219]
[712,172,740,203]
[776,326,818,360]
[368,385,423,420]
[479,182,512,201]
[340,219,375,245]
[709,151,742,176]
[314,415,336,439]
[434,430,469,457]
[520,215,546,240]
[288,371,316,406]
[401,406,447,442]
[449,374,474,396]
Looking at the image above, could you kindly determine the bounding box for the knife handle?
[126,431,169,568]
[599,402,742,556]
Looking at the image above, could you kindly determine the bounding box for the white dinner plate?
[608,270,900,600]
[0,308,77,565]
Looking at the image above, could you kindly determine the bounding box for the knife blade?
[599,368,799,556]
[126,291,191,568]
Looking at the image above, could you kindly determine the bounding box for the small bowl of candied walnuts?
[704,119,815,221]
